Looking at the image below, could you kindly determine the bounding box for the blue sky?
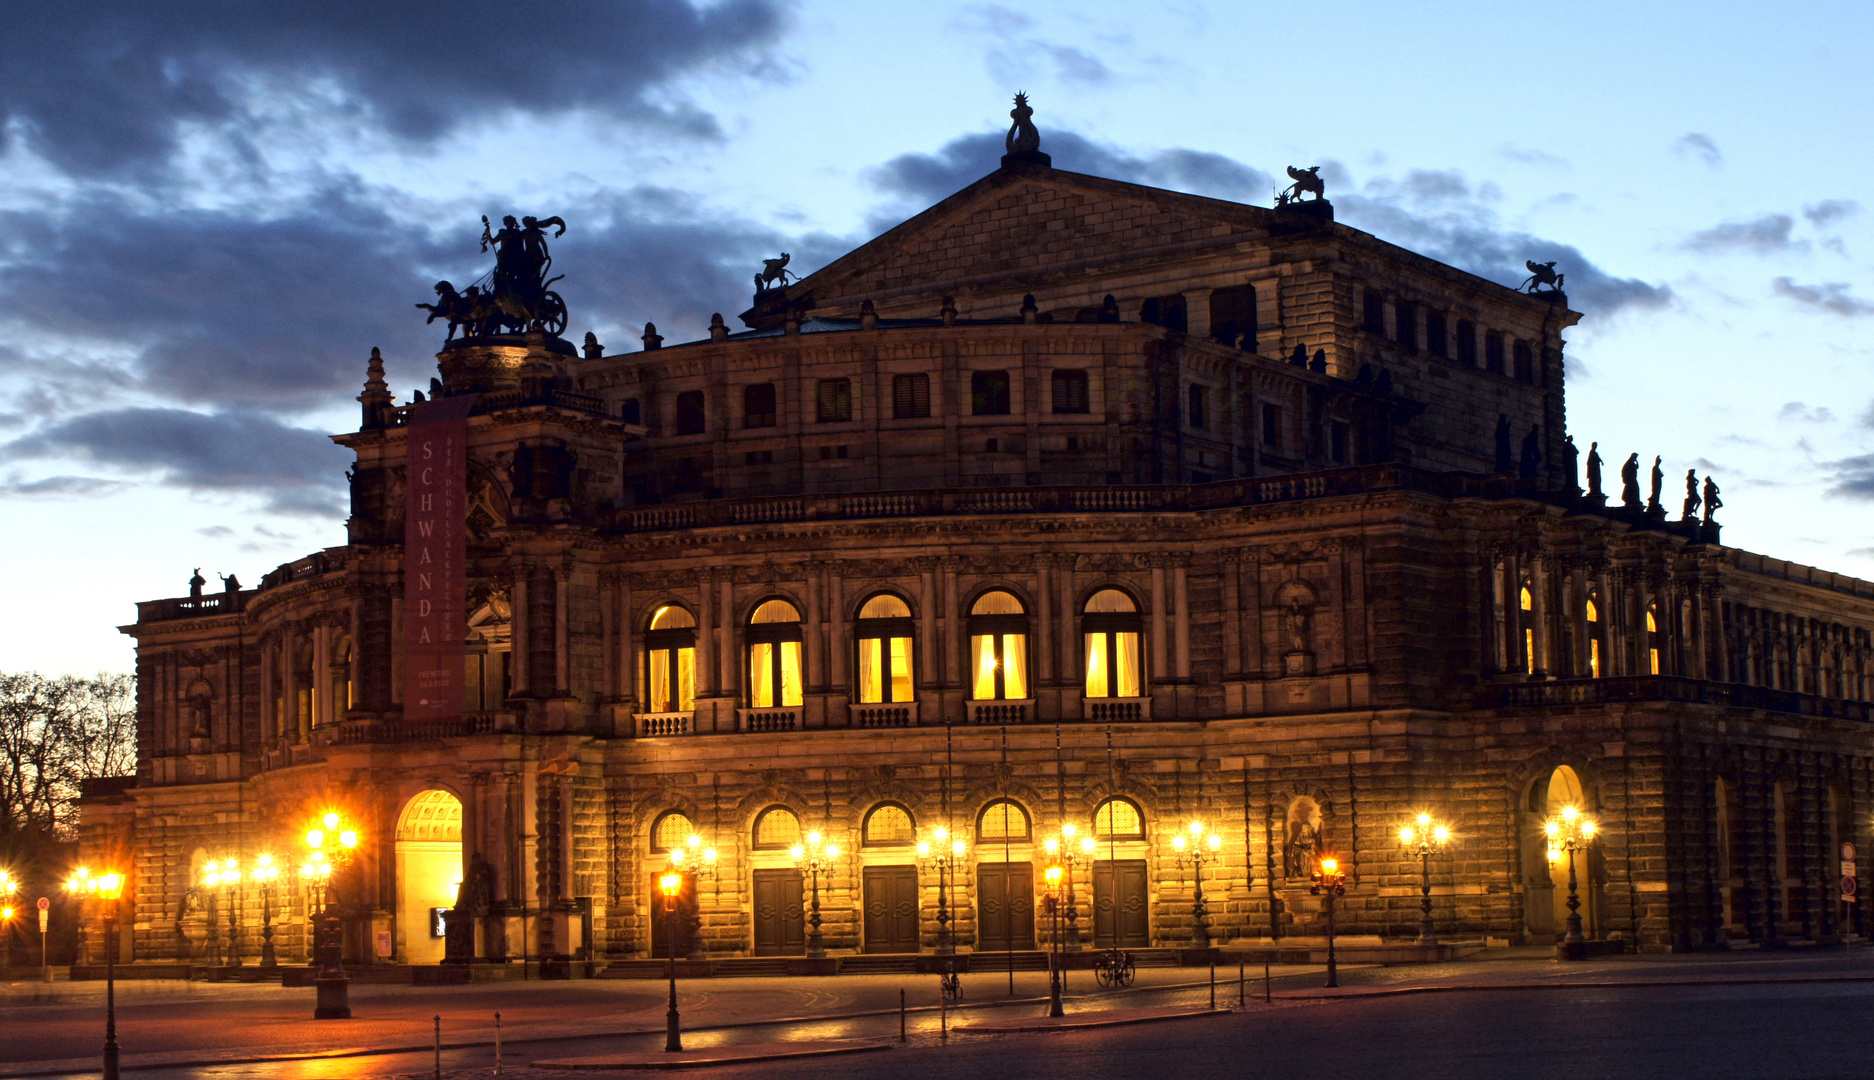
[3,0,1871,674]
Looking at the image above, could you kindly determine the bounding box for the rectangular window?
[1051,370,1089,414]
[1395,299,1417,351]
[816,377,852,423]
[1484,332,1505,375]
[648,647,696,712]
[748,641,802,707]
[1331,421,1348,464]
[1426,312,1448,358]
[1083,632,1141,698]
[620,398,641,425]
[971,370,1011,415]
[1187,384,1209,430]
[971,634,1027,699]
[674,390,706,435]
[1262,403,1283,449]
[1208,283,1258,351]
[1456,320,1477,367]
[1362,289,1386,334]
[743,383,776,428]
[1512,340,1533,382]
[892,373,930,418]
[858,636,915,703]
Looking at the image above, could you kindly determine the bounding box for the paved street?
[6,950,1874,1078]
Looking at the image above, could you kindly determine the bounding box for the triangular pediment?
[746,165,1299,325]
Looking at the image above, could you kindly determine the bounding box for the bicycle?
[939,960,962,1001]
[1092,948,1135,988]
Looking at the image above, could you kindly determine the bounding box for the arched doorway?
[396,789,463,964]
[1543,765,1596,941]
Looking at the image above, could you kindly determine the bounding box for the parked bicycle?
[1092,948,1135,988]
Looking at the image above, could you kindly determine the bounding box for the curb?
[952,1006,1229,1034]
[1278,974,1874,1001]
[531,1040,892,1070]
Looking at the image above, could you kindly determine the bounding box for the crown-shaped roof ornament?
[1001,91,1051,168]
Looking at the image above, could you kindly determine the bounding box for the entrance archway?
[1543,765,1596,940]
[396,789,463,964]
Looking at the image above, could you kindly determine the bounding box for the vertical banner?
[404,394,478,722]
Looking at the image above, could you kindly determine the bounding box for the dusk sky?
[3,0,1870,675]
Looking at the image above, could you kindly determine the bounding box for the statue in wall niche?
[1519,424,1542,480]
[1585,441,1603,498]
[1682,469,1701,521]
[1703,477,1723,524]
[1494,414,1513,473]
[1286,597,1312,655]
[189,697,210,739]
[1285,817,1322,880]
[1620,453,1642,509]
[1647,456,1665,516]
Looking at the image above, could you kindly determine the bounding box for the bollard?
[1209,955,1216,1010]
[495,1011,503,1075]
[433,1016,441,1080]
[1238,958,1246,1008]
[1263,961,1271,1004]
[940,979,948,1041]
[900,988,907,1042]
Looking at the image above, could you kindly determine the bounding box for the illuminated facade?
[82,149,1874,971]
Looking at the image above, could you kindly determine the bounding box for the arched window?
[1646,603,1661,675]
[1083,589,1143,698]
[644,605,697,713]
[1092,797,1144,841]
[863,803,916,847]
[978,799,1031,842]
[651,810,696,854]
[856,594,915,704]
[969,590,1029,700]
[753,806,802,850]
[1520,584,1535,676]
[747,599,804,708]
[1585,594,1602,678]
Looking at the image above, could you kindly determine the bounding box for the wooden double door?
[862,865,921,953]
[977,862,1036,951]
[1092,859,1150,948]
[752,868,806,956]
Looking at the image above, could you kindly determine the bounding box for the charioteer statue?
[417,214,571,340]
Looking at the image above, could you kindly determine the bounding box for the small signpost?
[37,897,50,983]
[1841,843,1858,946]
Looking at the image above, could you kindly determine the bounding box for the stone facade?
[82,159,1874,970]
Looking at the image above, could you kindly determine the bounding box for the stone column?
[1034,554,1054,684]
[510,569,530,696]
[1173,561,1192,680]
[283,626,302,740]
[313,623,332,727]
[803,564,824,693]
[616,578,635,704]
[1057,557,1076,686]
[554,569,570,695]
[916,559,938,695]
[941,559,961,688]
[718,577,735,700]
[696,573,716,697]
[1502,552,1524,675]
[259,638,275,744]
[1150,562,1169,681]
[599,578,615,698]
[348,599,363,718]
[390,596,404,705]
[827,568,848,700]
[1529,559,1551,677]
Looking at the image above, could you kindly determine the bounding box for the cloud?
[0,473,131,498]
[1682,214,1802,255]
[1,0,789,177]
[1773,277,1874,317]
[1498,145,1569,169]
[1777,401,1835,423]
[1,408,352,515]
[1825,453,1874,500]
[988,44,1115,87]
[866,131,1272,215]
[1805,200,1860,228]
[1673,132,1722,168]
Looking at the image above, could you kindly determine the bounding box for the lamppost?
[666,835,717,961]
[1043,829,1096,953]
[302,810,360,1019]
[789,831,840,959]
[203,857,243,967]
[1545,805,1598,961]
[0,868,16,971]
[68,868,126,1080]
[1043,863,1065,1017]
[916,828,967,956]
[252,855,280,969]
[1170,821,1224,949]
[1398,814,1451,947]
[1310,855,1347,988]
[660,871,683,1052]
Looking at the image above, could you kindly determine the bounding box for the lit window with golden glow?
[753,805,802,850]
[969,591,1028,700]
[747,599,804,708]
[863,803,916,847]
[644,605,697,712]
[652,810,696,854]
[1092,797,1144,841]
[1082,588,1142,698]
[1520,584,1536,675]
[1647,603,1661,675]
[978,798,1031,842]
[1586,595,1602,678]
[855,594,915,703]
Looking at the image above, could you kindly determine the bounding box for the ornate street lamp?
[917,828,968,956]
[0,868,16,971]
[665,835,717,960]
[1545,805,1598,961]
[68,868,126,1080]
[789,831,841,959]
[660,871,684,1053]
[203,857,243,967]
[252,855,280,969]
[1310,855,1347,988]
[1398,814,1451,946]
[303,810,360,1019]
[1043,864,1065,1017]
[1169,820,1224,949]
[1043,828,1096,953]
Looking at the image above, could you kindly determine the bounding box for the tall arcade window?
[1585,594,1603,678]
[1083,589,1143,699]
[743,383,777,428]
[1092,797,1145,841]
[978,799,1031,843]
[969,590,1029,700]
[893,373,931,418]
[1647,604,1662,675]
[651,810,697,854]
[747,599,804,708]
[675,390,706,435]
[1520,585,1536,676]
[863,804,916,847]
[971,370,1011,415]
[855,594,915,703]
[644,605,697,713]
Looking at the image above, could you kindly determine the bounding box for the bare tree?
[0,671,137,844]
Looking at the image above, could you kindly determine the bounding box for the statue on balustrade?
[1585,441,1603,499]
[1703,477,1723,524]
[1647,456,1665,516]
[1682,470,1701,521]
[1620,453,1641,509]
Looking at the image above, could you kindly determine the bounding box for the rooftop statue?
[755,253,797,294]
[1585,441,1603,498]
[1620,452,1641,509]
[1007,91,1041,155]
[1277,165,1325,205]
[1682,469,1701,522]
[1520,260,1565,294]
[416,214,569,340]
[1703,476,1723,525]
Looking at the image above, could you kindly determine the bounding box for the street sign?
[35,897,48,911]
[1844,861,1859,879]
[1844,842,1857,863]
[1843,877,1858,899]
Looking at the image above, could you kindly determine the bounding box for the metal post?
[228,883,242,967]
[1563,845,1585,945]
[495,1011,503,1074]
[1191,853,1210,949]
[806,863,825,959]
[260,883,277,969]
[1064,856,1081,952]
[1324,891,1339,989]
[101,908,119,1080]
[1046,892,1063,1018]
[1209,954,1216,1010]
[433,1016,441,1080]
[1238,958,1245,1008]
[664,894,683,1053]
[1263,961,1271,1003]
[1418,849,1437,947]
[936,859,952,956]
[899,989,907,1042]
